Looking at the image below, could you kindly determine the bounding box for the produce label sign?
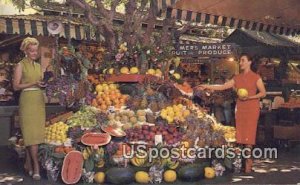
[172,43,237,57]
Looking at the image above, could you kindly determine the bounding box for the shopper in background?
[213,76,234,125]
[195,53,266,173]
[13,37,46,180]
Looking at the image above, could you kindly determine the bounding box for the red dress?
[233,70,261,145]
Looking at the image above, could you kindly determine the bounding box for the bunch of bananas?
[82,147,105,168]
[130,156,147,167]
[161,158,180,170]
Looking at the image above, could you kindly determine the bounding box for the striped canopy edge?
[153,0,300,36]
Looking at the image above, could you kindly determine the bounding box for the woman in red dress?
[196,53,266,173]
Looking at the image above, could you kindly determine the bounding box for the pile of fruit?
[66,106,99,128]
[45,76,78,106]
[212,124,236,142]
[160,104,191,124]
[45,121,69,145]
[125,124,184,145]
[106,109,147,130]
[91,83,129,110]
[146,68,163,77]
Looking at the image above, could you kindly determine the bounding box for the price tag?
[155,135,163,145]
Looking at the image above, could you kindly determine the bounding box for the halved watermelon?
[61,151,84,184]
[81,132,111,146]
[101,125,126,137]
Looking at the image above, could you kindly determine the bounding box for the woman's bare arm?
[13,63,38,91]
[195,79,235,91]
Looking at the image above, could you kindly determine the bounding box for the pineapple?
[140,97,148,109]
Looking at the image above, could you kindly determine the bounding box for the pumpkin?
[81,132,111,146]
[204,167,215,179]
[61,151,84,184]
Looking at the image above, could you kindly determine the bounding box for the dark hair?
[240,53,258,72]
[240,53,253,62]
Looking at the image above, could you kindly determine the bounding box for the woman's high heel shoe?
[32,174,41,181]
[24,166,33,176]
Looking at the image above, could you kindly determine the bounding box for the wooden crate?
[46,111,73,126]
[273,125,300,140]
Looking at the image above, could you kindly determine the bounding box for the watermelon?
[177,163,205,182]
[106,167,135,184]
[61,151,84,184]
[81,132,111,146]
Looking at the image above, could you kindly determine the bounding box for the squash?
[164,170,177,183]
[61,151,84,184]
[81,132,111,146]
[177,164,205,182]
[204,167,215,179]
[135,171,150,184]
[106,167,135,184]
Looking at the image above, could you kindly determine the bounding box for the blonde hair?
[20,37,39,51]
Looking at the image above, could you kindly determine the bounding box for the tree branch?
[95,0,107,18]
[67,0,101,26]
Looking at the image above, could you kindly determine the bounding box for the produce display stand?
[12,43,237,185]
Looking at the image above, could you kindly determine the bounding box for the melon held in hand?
[237,88,248,98]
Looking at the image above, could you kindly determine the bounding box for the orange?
[100,104,107,111]
[106,100,112,106]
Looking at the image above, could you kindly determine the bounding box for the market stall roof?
[154,0,300,36]
[0,14,104,42]
[223,29,300,59]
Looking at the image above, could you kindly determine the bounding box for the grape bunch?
[46,76,78,106]
[67,126,84,143]
[66,106,99,128]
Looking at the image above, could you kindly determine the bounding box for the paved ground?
[0,145,300,185]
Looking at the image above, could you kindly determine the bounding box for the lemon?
[147,69,155,75]
[177,104,183,109]
[120,67,130,74]
[109,84,117,90]
[173,73,181,80]
[108,68,114,74]
[167,111,175,117]
[183,110,190,117]
[130,67,139,74]
[166,116,174,124]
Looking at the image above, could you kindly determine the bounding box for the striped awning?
[154,0,300,36]
[0,15,104,41]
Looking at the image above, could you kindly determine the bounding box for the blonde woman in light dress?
[13,37,46,180]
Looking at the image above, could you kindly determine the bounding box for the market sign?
[172,43,237,57]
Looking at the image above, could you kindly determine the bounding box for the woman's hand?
[239,96,249,101]
[194,84,209,91]
[36,81,47,88]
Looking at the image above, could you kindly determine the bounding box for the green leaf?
[84,158,94,172]
[224,157,233,169]
[52,153,66,159]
